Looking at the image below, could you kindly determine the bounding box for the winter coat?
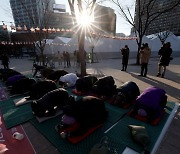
[140,47,151,63]
[121,47,129,64]
[158,47,172,66]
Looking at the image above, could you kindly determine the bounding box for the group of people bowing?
[0,68,168,139]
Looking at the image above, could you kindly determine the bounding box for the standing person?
[32,64,46,77]
[63,51,66,68]
[157,42,173,78]
[121,45,130,71]
[139,43,151,77]
[56,51,62,66]
[66,51,71,68]
[1,54,9,69]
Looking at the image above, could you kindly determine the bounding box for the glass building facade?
[134,0,180,36]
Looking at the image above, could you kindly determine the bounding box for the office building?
[10,0,73,30]
[10,0,54,28]
[93,4,116,36]
[134,0,180,36]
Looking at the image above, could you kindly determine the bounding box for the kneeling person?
[31,88,70,117]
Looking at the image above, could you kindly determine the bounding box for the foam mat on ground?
[105,101,177,153]
[0,96,34,129]
[30,101,176,154]
[29,102,132,154]
[30,115,112,154]
[36,110,63,123]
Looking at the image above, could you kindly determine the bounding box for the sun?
[76,10,94,27]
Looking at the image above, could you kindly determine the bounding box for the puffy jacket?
[140,47,151,63]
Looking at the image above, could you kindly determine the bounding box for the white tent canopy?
[43,33,180,57]
[43,36,143,55]
[44,36,93,55]
[147,32,180,52]
[41,39,54,54]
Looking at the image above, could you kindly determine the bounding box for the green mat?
[30,101,177,154]
[0,86,82,129]
[105,101,176,153]
[30,116,112,154]
[105,102,130,124]
[0,96,34,129]
[29,101,130,154]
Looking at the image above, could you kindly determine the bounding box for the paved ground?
[8,56,180,154]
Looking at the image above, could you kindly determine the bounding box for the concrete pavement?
[8,56,180,154]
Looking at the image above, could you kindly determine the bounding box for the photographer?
[121,45,129,71]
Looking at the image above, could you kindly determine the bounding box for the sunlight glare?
[77,10,94,27]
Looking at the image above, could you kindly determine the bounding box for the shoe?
[143,75,147,77]
[161,75,164,78]
[121,69,124,71]
[138,74,143,76]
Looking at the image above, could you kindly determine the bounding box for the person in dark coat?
[31,88,69,117]
[0,69,21,81]
[65,51,71,68]
[63,51,66,68]
[28,79,57,100]
[32,64,46,77]
[157,42,173,78]
[1,54,9,69]
[11,78,36,94]
[121,45,129,71]
[47,70,68,82]
[62,96,108,136]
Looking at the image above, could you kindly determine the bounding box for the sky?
[0,0,135,36]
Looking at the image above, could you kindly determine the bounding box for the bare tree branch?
[110,0,179,64]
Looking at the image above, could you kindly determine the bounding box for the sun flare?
[77,10,94,27]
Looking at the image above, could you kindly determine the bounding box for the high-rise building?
[10,0,73,30]
[10,0,55,28]
[93,4,116,36]
[134,0,180,36]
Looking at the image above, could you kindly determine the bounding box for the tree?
[156,30,171,45]
[110,0,180,64]
[155,21,176,45]
[68,0,96,76]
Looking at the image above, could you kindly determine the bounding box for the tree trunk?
[136,40,142,65]
[78,30,86,76]
[136,45,141,65]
